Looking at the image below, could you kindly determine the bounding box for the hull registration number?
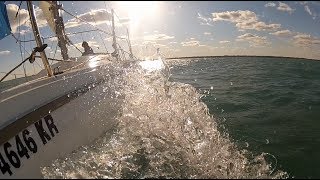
[0,114,59,176]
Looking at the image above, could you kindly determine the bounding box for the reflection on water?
[41,62,288,178]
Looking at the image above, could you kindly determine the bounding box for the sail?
[39,1,56,33]
[0,1,11,40]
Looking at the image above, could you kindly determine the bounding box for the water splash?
[41,62,288,179]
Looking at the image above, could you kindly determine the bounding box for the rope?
[52,42,59,64]
[103,1,114,34]
[17,9,28,79]
[14,1,22,19]
[67,38,83,53]
[59,6,127,40]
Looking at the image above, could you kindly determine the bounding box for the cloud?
[277,2,295,14]
[211,10,281,31]
[197,13,213,26]
[48,37,58,42]
[265,2,276,7]
[293,33,320,47]
[143,34,174,41]
[219,40,230,44]
[19,29,30,35]
[0,50,10,55]
[65,9,112,28]
[236,33,270,47]
[299,1,308,5]
[181,40,200,47]
[6,3,62,34]
[119,18,130,25]
[204,32,211,35]
[6,4,29,33]
[34,6,52,28]
[270,29,292,37]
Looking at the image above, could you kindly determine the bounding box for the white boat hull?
[0,61,125,178]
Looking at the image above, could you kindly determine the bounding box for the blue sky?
[0,1,320,80]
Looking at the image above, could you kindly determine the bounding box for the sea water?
[39,57,301,178]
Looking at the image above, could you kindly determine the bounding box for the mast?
[51,1,69,60]
[27,1,53,77]
[126,28,133,58]
[111,9,118,59]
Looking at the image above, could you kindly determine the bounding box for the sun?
[116,1,159,30]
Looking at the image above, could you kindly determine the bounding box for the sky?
[0,1,320,80]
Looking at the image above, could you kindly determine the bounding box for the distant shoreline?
[166,55,320,61]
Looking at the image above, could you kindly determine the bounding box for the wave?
[41,62,288,178]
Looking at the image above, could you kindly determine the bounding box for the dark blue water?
[169,56,320,179]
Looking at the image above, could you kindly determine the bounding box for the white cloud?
[5,3,61,34]
[204,32,211,35]
[265,2,276,7]
[270,30,292,37]
[48,37,58,42]
[293,33,320,47]
[0,50,10,55]
[299,1,308,5]
[34,6,52,28]
[211,10,281,31]
[237,33,270,47]
[143,34,174,41]
[6,4,29,33]
[212,10,257,22]
[197,13,213,26]
[65,9,112,29]
[277,2,295,14]
[19,29,30,35]
[142,41,156,46]
[181,40,200,47]
[119,18,130,25]
[219,40,230,44]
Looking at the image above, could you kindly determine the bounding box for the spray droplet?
[210,86,213,90]
[230,82,233,86]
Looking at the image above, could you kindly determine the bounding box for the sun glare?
[116,1,158,30]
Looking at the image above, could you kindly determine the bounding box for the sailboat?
[0,1,157,178]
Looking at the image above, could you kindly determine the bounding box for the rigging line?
[103,1,113,34]
[14,1,23,19]
[17,10,27,79]
[52,42,59,61]
[11,35,31,56]
[92,15,108,53]
[17,29,115,43]
[67,38,83,53]
[59,6,127,40]
[28,31,36,75]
